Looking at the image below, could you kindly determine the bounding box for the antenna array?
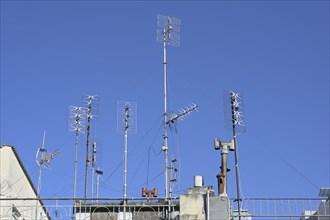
[224,91,246,134]
[117,100,137,220]
[68,106,86,199]
[157,15,181,201]
[117,101,137,134]
[83,95,99,200]
[157,15,181,47]
[35,131,59,219]
[228,91,246,220]
[35,131,60,194]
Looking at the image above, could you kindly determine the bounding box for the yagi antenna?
[117,100,137,220]
[35,131,59,219]
[167,104,199,125]
[166,104,198,198]
[157,14,181,201]
[36,148,60,169]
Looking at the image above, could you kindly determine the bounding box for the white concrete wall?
[180,194,206,220]
[0,145,49,219]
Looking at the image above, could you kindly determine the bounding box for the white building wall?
[0,145,49,219]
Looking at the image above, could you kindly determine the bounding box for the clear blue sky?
[1,0,329,202]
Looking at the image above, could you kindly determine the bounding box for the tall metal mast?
[83,95,98,200]
[91,141,97,200]
[35,131,59,220]
[69,106,85,199]
[157,15,180,200]
[229,91,246,220]
[117,100,137,220]
[123,106,129,220]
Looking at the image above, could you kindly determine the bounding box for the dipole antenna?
[68,106,86,199]
[83,95,98,201]
[227,91,246,220]
[117,100,137,220]
[157,14,180,200]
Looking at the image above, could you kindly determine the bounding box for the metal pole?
[169,162,173,199]
[124,106,129,220]
[96,171,100,199]
[84,99,92,201]
[163,29,169,201]
[73,114,79,199]
[35,131,46,220]
[91,142,96,201]
[231,96,242,220]
[207,189,210,220]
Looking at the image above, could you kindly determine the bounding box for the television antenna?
[157,14,181,201]
[35,131,60,194]
[68,106,86,199]
[224,91,246,220]
[35,130,59,219]
[167,103,199,126]
[117,100,137,220]
[83,95,98,200]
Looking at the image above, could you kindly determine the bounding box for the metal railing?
[0,197,329,219]
[0,197,178,220]
[231,198,330,219]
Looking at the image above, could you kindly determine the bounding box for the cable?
[103,115,163,183]
[128,170,165,191]
[146,147,151,189]
[128,122,163,185]
[129,65,162,93]
[1,168,38,195]
[273,152,320,190]
[100,176,122,193]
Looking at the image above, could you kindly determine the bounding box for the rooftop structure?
[0,144,50,220]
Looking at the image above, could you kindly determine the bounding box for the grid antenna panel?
[117,100,138,135]
[157,15,181,47]
[157,15,181,32]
